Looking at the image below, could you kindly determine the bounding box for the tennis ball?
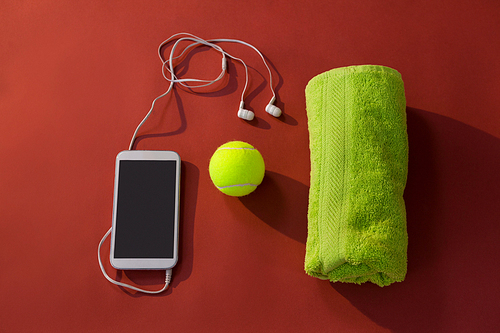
[209,141,265,197]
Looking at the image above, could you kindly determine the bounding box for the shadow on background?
[116,161,199,296]
[239,171,309,244]
[333,107,500,332]
[133,88,187,147]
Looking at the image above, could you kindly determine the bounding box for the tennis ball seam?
[209,141,265,197]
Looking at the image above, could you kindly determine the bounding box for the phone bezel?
[110,150,181,270]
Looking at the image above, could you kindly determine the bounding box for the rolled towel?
[304,65,408,287]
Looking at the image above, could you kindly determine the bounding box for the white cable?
[128,84,173,150]
[103,33,279,292]
[98,227,172,294]
[159,35,250,101]
[127,32,278,149]
[209,38,276,102]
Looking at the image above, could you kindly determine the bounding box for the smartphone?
[110,150,181,270]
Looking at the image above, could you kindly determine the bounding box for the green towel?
[304,65,408,287]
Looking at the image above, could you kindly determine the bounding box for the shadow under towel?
[304,65,408,287]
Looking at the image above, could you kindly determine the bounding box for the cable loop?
[128,32,277,150]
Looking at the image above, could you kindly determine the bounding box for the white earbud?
[237,102,254,121]
[265,97,281,117]
[265,104,281,118]
[129,33,283,148]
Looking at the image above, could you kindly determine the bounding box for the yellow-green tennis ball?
[209,141,265,197]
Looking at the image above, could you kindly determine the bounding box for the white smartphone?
[110,150,181,270]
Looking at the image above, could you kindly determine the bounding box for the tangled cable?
[129,32,281,150]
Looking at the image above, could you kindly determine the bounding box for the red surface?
[1,1,499,332]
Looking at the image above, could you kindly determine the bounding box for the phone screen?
[114,160,177,259]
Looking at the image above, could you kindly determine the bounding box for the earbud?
[151,33,282,126]
[265,97,282,118]
[237,102,254,121]
[265,104,282,118]
[238,109,254,121]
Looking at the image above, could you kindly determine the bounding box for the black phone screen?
[113,160,177,259]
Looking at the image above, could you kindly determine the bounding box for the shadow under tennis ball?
[239,171,309,244]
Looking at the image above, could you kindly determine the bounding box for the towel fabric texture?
[304,65,408,287]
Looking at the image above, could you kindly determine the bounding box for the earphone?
[99,33,281,294]
[98,228,171,294]
[128,32,282,149]
[161,34,281,119]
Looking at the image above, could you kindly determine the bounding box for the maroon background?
[1,1,499,332]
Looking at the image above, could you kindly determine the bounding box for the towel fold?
[304,65,408,287]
